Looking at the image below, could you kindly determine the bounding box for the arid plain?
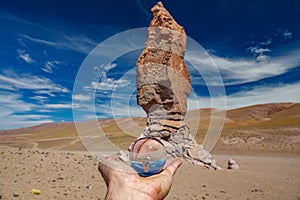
[0,103,299,199]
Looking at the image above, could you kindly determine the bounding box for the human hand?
[98,155,182,200]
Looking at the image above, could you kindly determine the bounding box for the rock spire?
[136,1,190,137]
[136,2,218,169]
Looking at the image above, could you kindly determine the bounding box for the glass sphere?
[129,137,167,177]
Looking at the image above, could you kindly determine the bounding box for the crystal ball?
[129,137,167,177]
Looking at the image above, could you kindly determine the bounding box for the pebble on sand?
[227,158,239,170]
[32,189,41,195]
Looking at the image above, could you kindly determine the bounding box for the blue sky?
[0,0,299,130]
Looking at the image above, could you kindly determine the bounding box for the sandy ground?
[0,146,299,200]
[169,155,300,200]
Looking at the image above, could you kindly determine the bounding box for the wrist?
[105,187,155,200]
[105,181,157,200]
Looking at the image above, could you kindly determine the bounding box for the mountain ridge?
[0,102,299,155]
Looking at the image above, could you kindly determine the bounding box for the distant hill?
[0,103,299,155]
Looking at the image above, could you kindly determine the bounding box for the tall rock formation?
[136,2,217,169]
[136,1,190,137]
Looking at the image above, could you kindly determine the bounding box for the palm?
[99,156,182,200]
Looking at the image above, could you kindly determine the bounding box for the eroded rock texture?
[137,1,190,137]
[136,2,217,169]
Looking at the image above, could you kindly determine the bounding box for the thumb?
[163,157,183,176]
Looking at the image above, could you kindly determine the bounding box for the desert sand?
[0,146,299,200]
[0,103,300,199]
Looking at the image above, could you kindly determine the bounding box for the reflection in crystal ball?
[130,137,167,177]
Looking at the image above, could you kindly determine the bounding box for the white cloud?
[225,82,300,109]
[34,90,56,97]
[72,94,92,101]
[0,11,45,30]
[9,114,51,120]
[0,119,54,130]
[41,60,61,73]
[188,82,300,111]
[88,79,130,91]
[94,63,117,75]
[0,91,54,130]
[30,95,48,104]
[283,30,293,39]
[0,70,69,94]
[212,55,285,84]
[44,104,72,109]
[39,109,52,113]
[135,0,151,17]
[256,54,269,62]
[247,46,271,62]
[187,46,300,85]
[64,35,98,54]
[0,83,14,90]
[110,103,144,118]
[0,91,33,112]
[19,34,97,54]
[84,63,130,91]
[3,13,100,55]
[248,47,271,54]
[92,102,144,119]
[0,71,70,128]
[72,113,97,122]
[17,49,34,63]
[260,39,272,45]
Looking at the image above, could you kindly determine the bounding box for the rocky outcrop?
[136,2,218,170]
[136,1,190,137]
